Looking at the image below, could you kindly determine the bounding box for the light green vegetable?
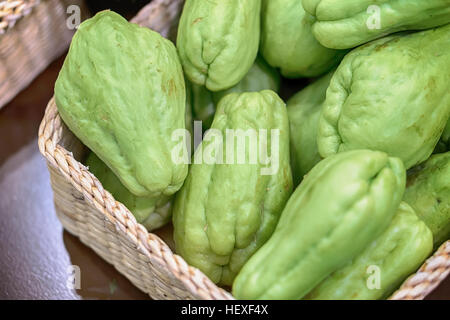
[404,152,450,248]
[86,152,172,231]
[173,90,293,285]
[261,0,345,78]
[318,25,450,169]
[212,56,280,104]
[55,11,188,197]
[186,80,216,130]
[177,0,261,91]
[233,150,406,300]
[188,56,281,131]
[306,202,432,300]
[287,71,334,185]
[303,0,450,49]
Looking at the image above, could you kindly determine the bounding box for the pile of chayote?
[54,0,450,300]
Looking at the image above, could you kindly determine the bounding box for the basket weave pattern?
[38,0,450,300]
[0,0,88,108]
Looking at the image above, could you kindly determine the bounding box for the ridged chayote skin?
[55,11,188,198]
[318,25,450,170]
[303,0,450,49]
[260,0,345,78]
[173,91,293,285]
[188,56,281,131]
[306,202,432,300]
[177,0,261,91]
[233,150,406,300]
[404,152,450,248]
[287,71,334,185]
[86,152,172,231]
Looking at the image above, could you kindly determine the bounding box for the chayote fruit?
[404,152,450,248]
[287,71,334,185]
[303,0,450,49]
[233,150,406,300]
[186,80,216,131]
[177,0,261,91]
[318,25,450,170]
[55,11,188,198]
[212,56,280,105]
[185,86,195,155]
[188,56,281,131]
[173,90,293,285]
[86,152,172,231]
[306,202,432,300]
[261,0,345,78]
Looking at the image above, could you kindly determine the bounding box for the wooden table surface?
[0,55,448,300]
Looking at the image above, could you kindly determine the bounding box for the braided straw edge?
[0,0,40,34]
[390,240,450,300]
[37,0,449,300]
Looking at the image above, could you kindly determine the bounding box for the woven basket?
[38,0,450,300]
[0,0,89,109]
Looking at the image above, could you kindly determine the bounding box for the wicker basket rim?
[0,0,40,35]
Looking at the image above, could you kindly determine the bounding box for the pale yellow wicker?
[38,0,450,300]
[0,0,89,109]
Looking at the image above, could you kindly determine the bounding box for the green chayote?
[318,25,450,170]
[261,0,345,78]
[233,150,405,300]
[86,152,172,231]
[185,83,194,152]
[188,56,281,131]
[303,0,450,49]
[306,202,432,300]
[173,91,293,285]
[186,80,216,130]
[212,56,280,104]
[404,152,450,248]
[55,11,188,197]
[287,71,334,185]
[177,0,261,91]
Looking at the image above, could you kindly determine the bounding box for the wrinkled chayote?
[177,0,261,91]
[261,0,345,78]
[287,71,334,185]
[86,152,172,231]
[404,152,450,248]
[55,11,188,197]
[306,202,432,300]
[303,0,450,49]
[188,56,281,131]
[233,150,406,300]
[173,91,293,285]
[318,25,450,170]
